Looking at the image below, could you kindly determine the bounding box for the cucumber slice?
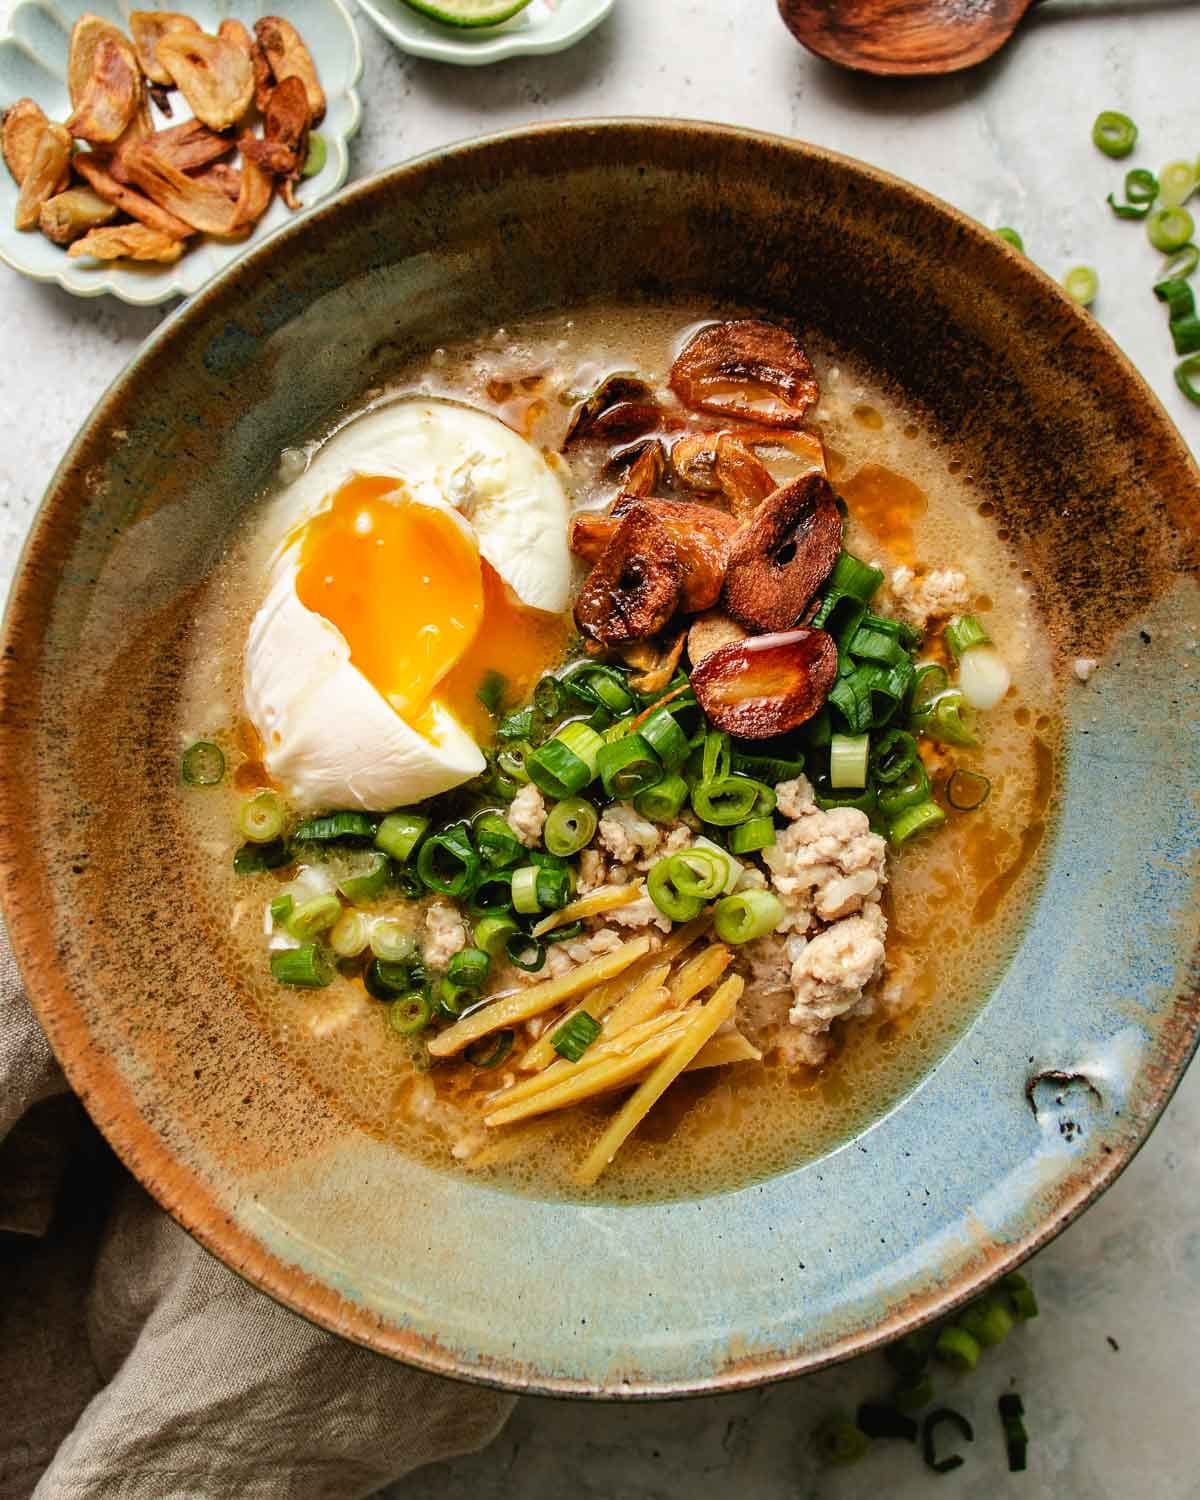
[400,0,535,26]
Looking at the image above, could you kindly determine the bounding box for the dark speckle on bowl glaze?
[0,121,1197,1397]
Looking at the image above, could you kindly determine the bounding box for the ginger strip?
[427,936,652,1057]
[666,944,733,1007]
[573,975,744,1185]
[597,964,675,1040]
[684,1033,761,1071]
[488,1007,680,1114]
[531,882,646,937]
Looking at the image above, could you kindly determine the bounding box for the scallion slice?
[369,917,417,964]
[673,847,733,899]
[812,1417,871,1467]
[646,856,705,923]
[293,811,377,844]
[933,1326,980,1372]
[269,892,294,926]
[1158,159,1197,208]
[1170,313,1200,355]
[995,226,1024,251]
[594,733,659,798]
[527,722,602,798]
[999,1393,1028,1474]
[829,733,869,789]
[181,740,225,786]
[286,892,342,940]
[476,669,506,715]
[270,943,333,988]
[855,1404,918,1442]
[365,957,417,1000]
[511,864,542,915]
[958,1293,1014,1348]
[544,796,598,856]
[713,889,785,944]
[389,990,433,1035]
[416,826,479,897]
[1092,109,1137,159]
[888,799,946,845]
[1148,205,1195,253]
[943,614,990,658]
[691,776,766,826]
[375,811,429,863]
[505,931,546,973]
[876,759,931,819]
[329,908,371,958]
[728,816,776,854]
[870,728,918,784]
[468,869,516,916]
[496,741,532,785]
[496,706,535,743]
[233,839,289,875]
[473,810,523,869]
[551,1010,602,1062]
[730,750,806,784]
[894,1376,935,1414]
[922,1407,974,1475]
[946,768,992,810]
[637,707,690,771]
[1159,242,1199,282]
[474,913,519,958]
[1063,265,1099,306]
[238,791,284,844]
[634,771,689,823]
[465,1029,515,1069]
[1154,275,1196,319]
[533,674,566,719]
[1176,352,1200,404]
[437,975,476,1019]
[560,660,634,713]
[701,729,732,785]
[336,850,391,905]
[448,946,490,988]
[825,552,885,605]
[1000,1271,1040,1321]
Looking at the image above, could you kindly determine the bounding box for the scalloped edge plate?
[353,0,612,66]
[0,0,363,305]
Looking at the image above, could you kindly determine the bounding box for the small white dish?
[353,0,613,67]
[0,0,363,306]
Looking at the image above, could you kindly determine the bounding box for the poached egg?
[245,398,572,812]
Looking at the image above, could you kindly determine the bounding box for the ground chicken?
[420,900,468,971]
[787,903,887,1032]
[890,565,970,628]
[525,926,628,983]
[505,783,546,848]
[763,791,887,922]
[596,803,660,864]
[605,894,672,933]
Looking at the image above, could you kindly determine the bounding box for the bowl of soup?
[1,121,1197,1395]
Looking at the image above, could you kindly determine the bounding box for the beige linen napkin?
[0,927,514,1500]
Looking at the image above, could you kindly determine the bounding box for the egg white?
[244,397,570,813]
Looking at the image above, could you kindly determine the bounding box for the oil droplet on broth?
[839,463,928,565]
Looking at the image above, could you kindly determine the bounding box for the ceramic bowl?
[354,0,612,66]
[1,122,1197,1396]
[0,0,363,305]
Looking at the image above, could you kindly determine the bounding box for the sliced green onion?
[437,974,477,1019]
[1154,275,1195,319]
[271,943,333,988]
[238,791,284,843]
[1160,242,1199,281]
[474,810,523,869]
[543,796,597,857]
[181,740,225,786]
[293,811,377,844]
[812,1417,871,1467]
[876,759,930,819]
[855,1403,918,1442]
[995,227,1024,251]
[336,850,391,905]
[701,729,732,785]
[673,847,733,900]
[596,734,661,798]
[1106,192,1151,222]
[1147,205,1195,253]
[448,946,490,988]
[804,707,833,748]
[634,771,689,822]
[416,826,479,897]
[364,957,415,1000]
[922,1407,974,1475]
[1158,159,1197,208]
[286,893,342,940]
[269,893,294,926]
[884,1332,931,1378]
[388,990,432,1035]
[870,728,918,784]
[527,721,603,798]
[813,782,878,817]
[375,810,429,863]
[533,674,566,719]
[691,775,768,826]
[1000,1271,1040,1321]
[561,660,634,713]
[847,621,911,667]
[910,662,949,716]
[1176,352,1200,404]
[1092,109,1137,159]
[544,919,584,945]
[999,1393,1028,1473]
[496,741,532,785]
[946,768,991,810]
[474,913,519,958]
[829,662,910,733]
[943,614,990,658]
[894,1376,935,1414]
[468,869,515,916]
[646,858,704,923]
[927,690,978,747]
[829,733,869,789]
[329,908,371,958]
[551,1010,602,1062]
[1125,167,1158,204]
[728,816,776,854]
[476,669,506,715]
[1170,313,1200,355]
[888,799,946,845]
[713,889,784,943]
[958,1293,1014,1348]
[511,864,542,915]
[1063,265,1099,306]
[233,839,289,874]
[497,706,534,743]
[933,1325,980,1372]
[301,131,326,178]
[822,552,884,607]
[638,707,690,772]
[505,931,546,972]
[369,917,417,963]
[465,1029,515,1068]
[730,750,806,784]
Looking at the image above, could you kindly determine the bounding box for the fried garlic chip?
[124,143,242,235]
[74,153,194,240]
[240,76,310,207]
[66,34,141,144]
[156,31,254,132]
[2,98,49,185]
[145,118,234,175]
[67,14,139,108]
[254,16,325,124]
[68,223,184,263]
[14,124,72,231]
[128,11,202,85]
[38,187,118,245]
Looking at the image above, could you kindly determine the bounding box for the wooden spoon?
[777,0,1044,76]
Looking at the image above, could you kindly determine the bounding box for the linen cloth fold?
[0,925,514,1500]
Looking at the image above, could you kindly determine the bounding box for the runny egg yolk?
[294,474,568,744]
